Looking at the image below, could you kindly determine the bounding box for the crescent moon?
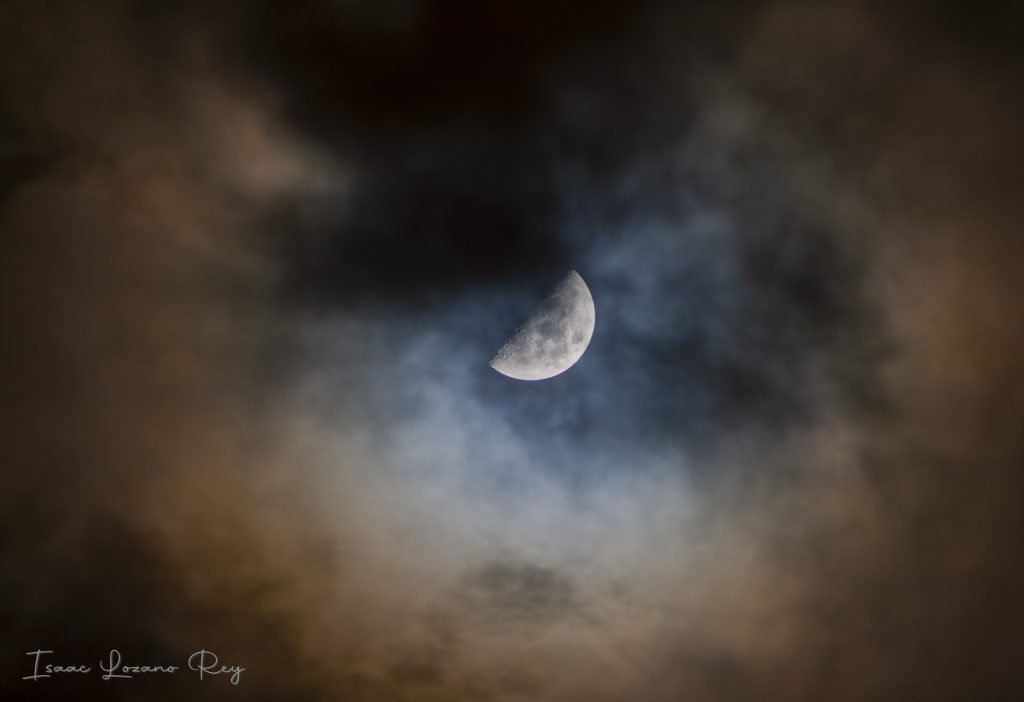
[490,270,596,381]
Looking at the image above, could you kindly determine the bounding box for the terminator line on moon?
[490,270,596,381]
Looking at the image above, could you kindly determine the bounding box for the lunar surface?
[490,270,596,381]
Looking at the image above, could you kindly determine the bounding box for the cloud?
[2,1,1022,701]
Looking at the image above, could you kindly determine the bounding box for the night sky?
[3,1,1024,700]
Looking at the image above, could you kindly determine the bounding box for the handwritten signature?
[23,649,245,685]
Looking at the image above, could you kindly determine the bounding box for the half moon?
[490,270,596,381]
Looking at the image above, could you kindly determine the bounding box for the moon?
[490,270,596,381]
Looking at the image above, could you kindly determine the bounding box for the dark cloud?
[466,560,578,621]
